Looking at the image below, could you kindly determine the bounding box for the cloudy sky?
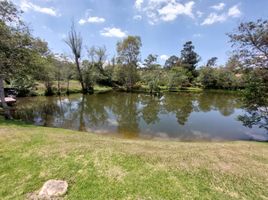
[13,0,268,65]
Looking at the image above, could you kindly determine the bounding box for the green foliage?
[116,36,142,90]
[1,1,265,101]
[198,66,243,90]
[144,54,160,70]
[116,36,142,66]
[243,69,268,108]
[198,66,217,89]
[228,19,268,132]
[0,0,22,23]
[0,0,43,118]
[238,69,268,131]
[168,67,190,90]
[228,19,268,69]
[180,41,200,73]
[140,69,162,93]
[225,54,242,72]
[10,74,36,96]
[164,55,179,69]
[206,57,218,67]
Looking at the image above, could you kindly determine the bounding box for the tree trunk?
[66,78,70,95]
[0,75,12,119]
[75,56,86,93]
[57,77,60,95]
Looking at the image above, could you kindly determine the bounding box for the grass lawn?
[35,80,112,95]
[0,118,267,199]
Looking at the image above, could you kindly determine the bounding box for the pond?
[13,91,268,141]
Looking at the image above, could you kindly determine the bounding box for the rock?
[38,180,68,198]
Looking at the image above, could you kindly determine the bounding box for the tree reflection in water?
[13,92,267,141]
[238,107,268,133]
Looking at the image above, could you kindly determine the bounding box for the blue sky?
[13,0,268,66]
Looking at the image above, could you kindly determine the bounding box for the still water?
[14,92,268,141]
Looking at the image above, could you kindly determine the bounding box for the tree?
[0,0,35,118]
[180,41,200,78]
[168,67,190,90]
[116,35,142,90]
[65,23,86,93]
[141,69,161,94]
[34,55,55,95]
[238,69,268,131]
[53,56,64,94]
[228,19,268,69]
[87,46,111,85]
[216,68,238,89]
[144,54,159,69]
[198,66,218,89]
[206,57,218,67]
[30,38,56,96]
[60,55,76,95]
[164,55,179,69]
[0,0,22,23]
[228,19,268,132]
[225,54,242,72]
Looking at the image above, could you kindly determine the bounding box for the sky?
[12,0,268,66]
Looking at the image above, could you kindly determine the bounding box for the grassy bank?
[35,80,112,95]
[0,119,267,199]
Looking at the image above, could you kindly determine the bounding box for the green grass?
[131,85,203,93]
[35,80,112,95]
[0,118,267,199]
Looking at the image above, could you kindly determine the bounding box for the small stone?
[38,180,68,198]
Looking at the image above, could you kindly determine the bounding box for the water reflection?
[14,92,268,141]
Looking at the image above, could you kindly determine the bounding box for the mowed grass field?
[35,80,112,95]
[0,118,267,199]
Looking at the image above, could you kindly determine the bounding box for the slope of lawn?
[0,118,267,200]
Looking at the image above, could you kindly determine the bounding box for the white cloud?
[79,16,105,25]
[211,3,225,11]
[201,4,242,26]
[135,0,144,10]
[20,0,60,16]
[160,55,169,61]
[228,5,241,18]
[158,1,195,21]
[100,27,127,38]
[78,19,86,25]
[135,0,195,24]
[201,13,226,25]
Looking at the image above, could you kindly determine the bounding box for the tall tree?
[116,35,142,90]
[225,54,242,72]
[87,45,107,77]
[31,38,55,96]
[180,41,200,73]
[144,54,158,69]
[206,57,218,67]
[228,19,268,69]
[0,0,34,118]
[164,55,179,69]
[65,23,86,93]
[228,19,268,131]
